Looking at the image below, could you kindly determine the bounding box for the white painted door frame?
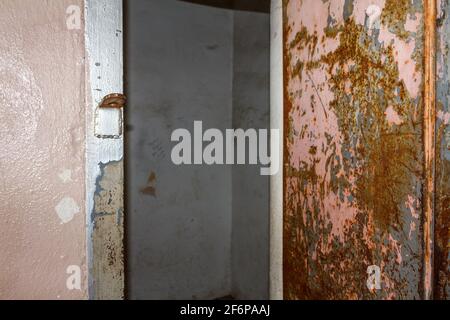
[269,0,283,300]
[85,0,125,300]
[84,0,283,300]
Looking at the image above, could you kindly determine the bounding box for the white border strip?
[269,0,283,300]
[85,0,124,299]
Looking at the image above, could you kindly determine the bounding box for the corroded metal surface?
[423,0,436,300]
[283,0,427,299]
[435,0,450,301]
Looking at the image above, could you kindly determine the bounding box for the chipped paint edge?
[269,0,284,300]
[85,0,124,300]
[423,0,436,300]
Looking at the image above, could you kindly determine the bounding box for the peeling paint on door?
[283,0,431,299]
[92,160,124,300]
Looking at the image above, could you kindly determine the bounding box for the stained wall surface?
[126,0,271,300]
[283,0,426,299]
[126,0,233,299]
[0,0,87,299]
[231,10,270,300]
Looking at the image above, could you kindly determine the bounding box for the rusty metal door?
[282,0,448,299]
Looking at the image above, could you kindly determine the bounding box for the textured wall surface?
[0,0,87,299]
[232,10,270,300]
[283,0,426,299]
[126,0,233,299]
[126,0,271,300]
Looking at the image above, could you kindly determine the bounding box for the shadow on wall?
[179,0,270,13]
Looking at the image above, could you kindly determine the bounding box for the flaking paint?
[91,160,124,300]
[283,0,427,299]
[85,0,125,300]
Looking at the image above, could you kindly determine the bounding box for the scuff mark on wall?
[59,169,74,183]
[56,197,81,224]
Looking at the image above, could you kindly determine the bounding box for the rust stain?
[141,186,156,196]
[147,171,156,183]
[434,0,449,300]
[423,0,436,300]
[140,171,157,197]
[381,0,417,40]
[283,0,425,300]
[320,19,422,230]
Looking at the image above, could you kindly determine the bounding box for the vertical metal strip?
[85,0,125,300]
[424,0,436,300]
[270,0,284,300]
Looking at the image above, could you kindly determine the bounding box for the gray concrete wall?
[126,0,233,300]
[126,0,270,300]
[231,10,270,300]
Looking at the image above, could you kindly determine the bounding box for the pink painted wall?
[0,0,87,299]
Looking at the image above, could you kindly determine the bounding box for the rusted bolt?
[99,93,126,109]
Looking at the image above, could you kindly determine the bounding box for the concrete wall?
[126,0,270,300]
[231,11,270,300]
[0,0,87,299]
[126,0,233,300]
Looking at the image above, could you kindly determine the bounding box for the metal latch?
[94,93,126,139]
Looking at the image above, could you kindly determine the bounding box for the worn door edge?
[269,0,284,300]
[423,0,436,300]
[85,0,125,300]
